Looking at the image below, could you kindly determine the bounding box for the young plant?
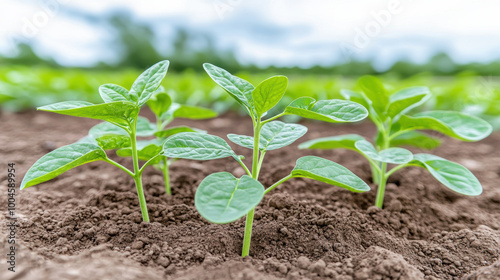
[20,60,171,222]
[162,63,371,257]
[300,76,493,208]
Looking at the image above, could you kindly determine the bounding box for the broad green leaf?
[89,121,128,138]
[284,97,368,123]
[260,121,307,150]
[409,154,482,195]
[227,133,255,149]
[252,76,288,117]
[163,132,235,160]
[357,75,389,117]
[195,173,265,224]
[99,84,132,103]
[147,92,172,118]
[291,156,370,192]
[20,143,107,189]
[203,63,255,115]
[117,139,163,162]
[135,117,156,136]
[393,111,492,141]
[391,131,442,149]
[355,140,413,164]
[340,89,369,109]
[38,101,139,127]
[386,87,431,118]
[130,60,170,106]
[154,126,205,139]
[173,105,218,119]
[299,134,365,150]
[88,122,130,150]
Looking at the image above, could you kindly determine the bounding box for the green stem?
[375,162,387,208]
[255,150,266,179]
[242,121,262,258]
[261,112,286,125]
[385,164,408,179]
[264,175,292,195]
[130,130,150,222]
[163,157,171,195]
[105,158,134,177]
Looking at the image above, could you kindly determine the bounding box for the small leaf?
[260,121,307,150]
[147,92,172,118]
[386,87,431,118]
[291,156,370,192]
[94,135,131,150]
[99,84,132,103]
[203,63,255,115]
[357,75,389,117]
[173,105,218,119]
[299,134,365,150]
[252,76,288,117]
[410,154,482,195]
[195,173,265,224]
[227,133,255,149]
[89,122,130,150]
[130,60,170,106]
[38,101,139,127]
[154,126,205,139]
[284,97,368,123]
[20,143,107,189]
[393,111,493,141]
[391,131,442,149]
[163,132,235,160]
[355,140,413,164]
[117,139,163,161]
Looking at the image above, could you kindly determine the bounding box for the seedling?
[300,76,493,208]
[20,60,171,222]
[162,63,371,257]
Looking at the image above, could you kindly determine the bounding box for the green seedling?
[300,76,493,208]
[20,60,171,222]
[162,63,371,257]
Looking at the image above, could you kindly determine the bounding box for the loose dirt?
[1,110,499,280]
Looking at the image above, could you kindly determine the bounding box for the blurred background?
[1,0,500,127]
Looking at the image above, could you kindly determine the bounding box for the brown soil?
[1,110,499,280]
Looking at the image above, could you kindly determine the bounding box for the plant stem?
[241,121,262,258]
[375,162,387,208]
[130,129,150,222]
[163,157,171,195]
[264,175,292,195]
[105,158,134,177]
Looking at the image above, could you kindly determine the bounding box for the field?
[1,66,500,280]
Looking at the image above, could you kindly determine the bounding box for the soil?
[1,109,499,280]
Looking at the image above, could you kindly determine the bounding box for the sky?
[1,0,500,70]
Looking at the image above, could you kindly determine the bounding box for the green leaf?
[203,63,255,115]
[147,92,172,118]
[163,132,235,160]
[88,122,130,150]
[94,135,131,150]
[0,92,14,103]
[252,76,288,117]
[20,143,107,189]
[89,121,128,138]
[38,101,139,127]
[391,131,442,149]
[284,97,368,123]
[357,75,389,117]
[173,105,218,119]
[117,139,163,162]
[299,134,365,150]
[99,84,132,103]
[154,126,205,139]
[355,140,413,164]
[393,111,493,141]
[195,173,265,224]
[409,154,482,195]
[386,87,431,118]
[135,117,156,136]
[130,60,170,106]
[291,156,370,192]
[227,133,255,149]
[340,89,369,109]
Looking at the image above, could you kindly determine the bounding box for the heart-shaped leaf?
[130,60,170,106]
[355,140,413,164]
[21,143,107,189]
[391,131,442,149]
[163,132,235,160]
[195,172,265,224]
[386,87,431,119]
[409,154,482,195]
[154,126,205,139]
[284,97,368,123]
[357,75,389,117]
[203,63,255,115]
[38,101,139,127]
[172,105,218,119]
[147,92,172,118]
[99,84,132,103]
[393,111,492,141]
[299,134,365,150]
[252,76,288,117]
[291,156,370,192]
